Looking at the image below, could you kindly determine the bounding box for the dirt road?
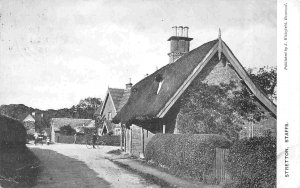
[29,144,161,188]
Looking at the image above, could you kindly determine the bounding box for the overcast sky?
[0,0,276,110]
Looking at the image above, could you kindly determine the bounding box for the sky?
[0,0,276,110]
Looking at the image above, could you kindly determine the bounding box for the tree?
[77,97,102,109]
[59,125,76,135]
[248,66,277,103]
[72,97,102,119]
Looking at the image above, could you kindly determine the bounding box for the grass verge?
[0,145,40,188]
[109,159,175,188]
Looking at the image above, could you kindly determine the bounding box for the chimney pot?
[183,26,189,37]
[178,26,183,37]
[126,78,133,90]
[172,26,177,36]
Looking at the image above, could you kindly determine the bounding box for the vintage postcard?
[0,0,299,187]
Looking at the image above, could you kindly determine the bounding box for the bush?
[0,115,26,147]
[225,136,276,188]
[145,134,232,181]
[59,125,76,135]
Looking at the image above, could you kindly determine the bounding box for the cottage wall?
[199,58,241,86]
[102,95,117,120]
[125,125,155,157]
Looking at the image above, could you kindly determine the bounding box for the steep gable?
[23,114,35,122]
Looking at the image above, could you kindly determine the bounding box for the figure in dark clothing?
[92,133,97,149]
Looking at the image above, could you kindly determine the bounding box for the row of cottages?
[112,27,277,159]
[93,84,131,139]
[50,118,94,143]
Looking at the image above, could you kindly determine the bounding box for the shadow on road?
[30,147,111,188]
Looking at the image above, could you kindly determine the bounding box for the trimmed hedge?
[0,115,26,147]
[225,136,276,188]
[145,134,232,181]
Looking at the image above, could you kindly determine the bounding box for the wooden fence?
[214,148,229,184]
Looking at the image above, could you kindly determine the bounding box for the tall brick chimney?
[167,26,193,63]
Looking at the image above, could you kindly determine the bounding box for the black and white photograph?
[0,0,299,187]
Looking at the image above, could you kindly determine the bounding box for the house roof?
[117,89,131,112]
[100,87,131,116]
[109,88,125,110]
[113,37,276,125]
[23,114,35,122]
[113,40,218,124]
[85,120,95,128]
[51,118,93,132]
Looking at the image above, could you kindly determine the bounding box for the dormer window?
[155,74,164,94]
[157,80,163,94]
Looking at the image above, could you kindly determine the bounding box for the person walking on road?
[34,132,39,145]
[92,132,97,149]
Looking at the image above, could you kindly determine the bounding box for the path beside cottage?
[28,144,163,188]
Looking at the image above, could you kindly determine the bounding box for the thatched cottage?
[113,27,276,157]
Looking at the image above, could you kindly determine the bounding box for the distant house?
[95,83,131,137]
[23,114,35,135]
[113,27,277,158]
[22,112,47,135]
[50,118,94,143]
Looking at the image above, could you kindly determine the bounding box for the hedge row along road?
[28,144,161,188]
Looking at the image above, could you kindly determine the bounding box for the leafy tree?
[59,125,76,135]
[248,66,277,103]
[71,97,102,119]
[77,97,102,109]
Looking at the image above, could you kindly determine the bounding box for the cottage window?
[108,112,112,120]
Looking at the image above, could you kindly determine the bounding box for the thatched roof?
[113,40,218,124]
[51,118,93,132]
[113,37,277,125]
